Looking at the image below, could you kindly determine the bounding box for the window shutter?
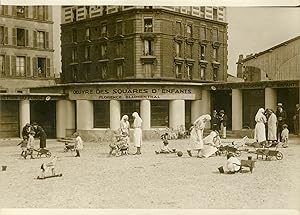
[4,55,10,76]
[4,27,8,44]
[44,6,49,20]
[11,56,16,77]
[33,6,37,19]
[25,30,29,47]
[26,56,31,77]
[12,28,16,46]
[45,32,49,49]
[33,31,37,48]
[12,6,17,16]
[46,58,51,77]
[32,57,37,77]
[25,6,29,18]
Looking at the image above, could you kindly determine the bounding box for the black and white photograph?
[0,0,299,214]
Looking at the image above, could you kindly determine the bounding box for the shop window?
[176,21,182,35]
[121,100,140,125]
[17,28,25,47]
[0,55,4,76]
[72,29,77,43]
[144,18,153,32]
[37,57,46,77]
[71,48,77,62]
[37,31,45,48]
[100,44,107,58]
[85,46,91,61]
[101,23,107,37]
[116,21,123,35]
[17,6,25,17]
[175,42,182,57]
[151,100,169,127]
[175,64,182,79]
[144,40,153,55]
[16,56,25,76]
[213,48,218,61]
[200,67,205,80]
[85,28,90,40]
[94,101,110,128]
[200,45,206,60]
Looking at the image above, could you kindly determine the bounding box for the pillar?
[232,89,243,130]
[265,88,277,111]
[76,100,93,130]
[56,100,75,138]
[110,100,120,130]
[140,100,151,130]
[19,100,30,137]
[169,100,185,130]
[191,90,211,128]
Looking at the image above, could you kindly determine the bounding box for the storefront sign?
[68,86,202,100]
[0,95,64,101]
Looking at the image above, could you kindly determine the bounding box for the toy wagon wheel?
[276,152,283,160]
[46,152,51,157]
[235,151,241,157]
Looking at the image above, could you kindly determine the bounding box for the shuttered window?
[16,56,26,76]
[0,55,4,77]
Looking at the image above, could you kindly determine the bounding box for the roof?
[242,35,300,62]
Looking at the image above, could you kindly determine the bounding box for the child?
[17,137,28,157]
[155,133,176,154]
[281,124,289,148]
[218,153,241,174]
[26,131,35,159]
[74,132,83,157]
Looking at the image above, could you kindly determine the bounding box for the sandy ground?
[0,137,299,209]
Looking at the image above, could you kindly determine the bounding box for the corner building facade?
[58,6,228,139]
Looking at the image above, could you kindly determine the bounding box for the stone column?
[265,88,277,111]
[76,100,94,130]
[232,89,243,131]
[56,100,75,138]
[140,100,151,130]
[169,100,185,130]
[19,100,30,137]
[110,100,121,130]
[191,90,211,128]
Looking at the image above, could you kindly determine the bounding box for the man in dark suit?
[276,103,287,142]
[32,122,47,149]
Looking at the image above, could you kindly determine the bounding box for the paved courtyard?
[0,137,299,209]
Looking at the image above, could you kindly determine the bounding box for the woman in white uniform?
[132,112,142,155]
[120,114,130,146]
[187,114,211,158]
[254,108,267,144]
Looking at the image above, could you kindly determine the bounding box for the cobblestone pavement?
[0,137,299,209]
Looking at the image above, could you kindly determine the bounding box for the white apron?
[133,128,142,147]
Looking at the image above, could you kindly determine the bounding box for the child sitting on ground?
[281,124,289,148]
[17,137,28,157]
[155,133,176,154]
[74,132,84,157]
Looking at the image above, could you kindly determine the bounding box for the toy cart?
[255,148,283,160]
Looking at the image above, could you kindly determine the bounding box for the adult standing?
[293,104,300,136]
[120,115,130,145]
[32,122,47,149]
[276,103,287,142]
[266,109,277,144]
[21,123,32,140]
[211,110,219,132]
[187,114,211,158]
[254,108,267,143]
[218,110,227,139]
[132,112,142,155]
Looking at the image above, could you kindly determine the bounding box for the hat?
[220,110,225,113]
[213,110,217,114]
[277,103,283,107]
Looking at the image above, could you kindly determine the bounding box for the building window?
[0,26,4,45]
[94,101,110,128]
[213,8,218,20]
[213,68,218,81]
[175,64,182,78]
[117,64,123,78]
[187,25,192,37]
[38,6,45,20]
[200,45,206,60]
[37,31,45,48]
[71,65,78,81]
[175,42,182,57]
[200,26,206,40]
[16,56,25,76]
[176,21,182,35]
[101,23,107,37]
[72,48,77,62]
[116,21,123,35]
[144,40,153,55]
[99,63,107,79]
[151,100,169,127]
[187,44,192,59]
[212,28,218,42]
[72,8,77,22]
[17,28,25,47]
[213,48,218,61]
[72,29,77,43]
[85,46,91,61]
[200,67,205,80]
[144,17,153,32]
[37,57,46,77]
[116,42,122,57]
[0,55,4,76]
[100,44,107,58]
[17,6,25,17]
[186,65,192,79]
[85,28,90,40]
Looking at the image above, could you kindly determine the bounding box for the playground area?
[0,137,299,209]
